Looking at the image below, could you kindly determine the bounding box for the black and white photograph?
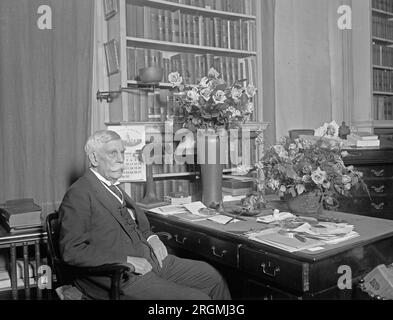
[1,0,393,311]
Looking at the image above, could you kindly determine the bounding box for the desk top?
[147,205,393,263]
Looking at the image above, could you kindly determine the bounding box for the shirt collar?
[90,168,120,186]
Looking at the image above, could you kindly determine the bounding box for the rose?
[296,184,306,195]
[231,87,243,101]
[199,77,210,88]
[246,102,254,113]
[273,145,288,159]
[342,175,352,184]
[245,84,256,98]
[267,179,280,190]
[168,72,183,87]
[279,185,287,193]
[311,167,327,185]
[212,90,226,104]
[200,87,212,101]
[186,87,199,103]
[208,67,220,79]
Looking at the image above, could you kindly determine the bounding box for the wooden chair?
[288,129,315,140]
[46,211,171,300]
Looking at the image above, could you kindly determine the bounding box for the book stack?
[222,178,254,196]
[346,132,380,147]
[0,198,42,233]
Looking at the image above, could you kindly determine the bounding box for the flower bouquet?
[167,67,256,132]
[255,121,369,212]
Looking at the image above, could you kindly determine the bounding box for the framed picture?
[104,39,120,76]
[103,0,118,20]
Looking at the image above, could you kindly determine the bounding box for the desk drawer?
[150,221,202,251]
[355,165,393,179]
[198,236,238,267]
[239,246,309,293]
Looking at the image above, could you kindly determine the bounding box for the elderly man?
[58,130,231,300]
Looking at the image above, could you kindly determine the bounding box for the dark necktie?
[107,184,123,201]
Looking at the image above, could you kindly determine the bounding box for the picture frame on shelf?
[103,0,118,20]
[104,39,120,76]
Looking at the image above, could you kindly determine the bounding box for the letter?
[229,129,242,165]
[174,128,195,164]
[175,307,182,318]
[37,265,52,289]
[37,5,52,30]
[241,127,251,167]
[337,265,352,290]
[148,306,154,315]
[164,121,174,165]
[337,5,352,30]
[142,135,162,165]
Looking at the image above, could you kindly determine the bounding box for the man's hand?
[126,257,152,275]
[147,235,168,268]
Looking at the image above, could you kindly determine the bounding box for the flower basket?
[284,190,323,215]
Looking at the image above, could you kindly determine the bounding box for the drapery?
[0,0,94,215]
[274,0,353,140]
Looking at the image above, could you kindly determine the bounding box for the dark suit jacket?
[58,170,157,297]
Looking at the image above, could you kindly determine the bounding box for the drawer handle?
[370,185,385,193]
[261,262,280,277]
[174,234,187,244]
[371,169,385,177]
[211,246,228,258]
[371,202,385,210]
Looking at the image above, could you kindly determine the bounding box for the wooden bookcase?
[371,0,393,135]
[103,0,267,202]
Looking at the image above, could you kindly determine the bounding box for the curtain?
[259,0,276,146]
[0,0,94,216]
[274,0,353,140]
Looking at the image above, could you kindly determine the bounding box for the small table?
[0,225,47,300]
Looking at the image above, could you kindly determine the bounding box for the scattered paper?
[148,205,187,215]
[256,211,295,223]
[307,246,325,252]
[183,201,207,216]
[208,215,239,225]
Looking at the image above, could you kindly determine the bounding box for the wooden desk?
[0,226,47,300]
[146,208,393,299]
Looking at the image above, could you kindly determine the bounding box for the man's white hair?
[85,130,121,157]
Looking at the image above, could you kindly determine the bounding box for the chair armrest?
[60,262,132,278]
[86,263,132,276]
[156,231,172,240]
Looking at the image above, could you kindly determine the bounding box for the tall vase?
[197,131,226,209]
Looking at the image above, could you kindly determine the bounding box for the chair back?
[289,129,315,140]
[46,211,68,286]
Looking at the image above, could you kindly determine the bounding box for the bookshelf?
[371,0,393,127]
[103,0,267,202]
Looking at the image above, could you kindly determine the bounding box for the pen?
[224,213,247,221]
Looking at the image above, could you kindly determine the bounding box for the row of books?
[126,87,258,123]
[0,199,42,234]
[373,69,393,92]
[373,44,393,67]
[167,0,257,15]
[372,16,393,40]
[373,95,393,120]
[126,5,256,51]
[372,0,393,13]
[347,132,380,147]
[127,48,257,86]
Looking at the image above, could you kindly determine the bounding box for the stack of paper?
[248,229,323,253]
